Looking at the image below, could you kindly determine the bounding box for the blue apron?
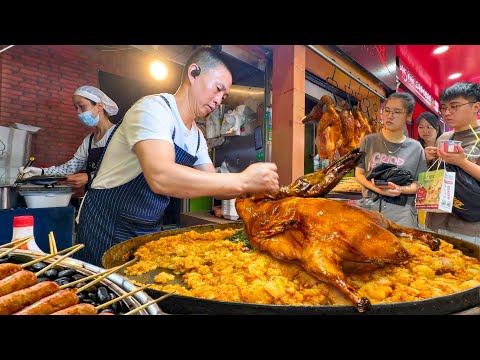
[85,132,105,192]
[75,96,200,266]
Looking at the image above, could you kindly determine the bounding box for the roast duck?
[303,95,379,164]
[303,95,342,165]
[236,149,442,313]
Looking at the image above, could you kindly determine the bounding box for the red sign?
[398,58,440,115]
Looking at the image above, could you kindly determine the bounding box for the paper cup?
[438,140,462,153]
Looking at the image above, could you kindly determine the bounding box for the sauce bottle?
[11,215,44,253]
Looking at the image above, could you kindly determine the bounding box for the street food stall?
[1,45,479,315]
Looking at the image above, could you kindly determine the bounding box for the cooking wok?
[102,223,480,315]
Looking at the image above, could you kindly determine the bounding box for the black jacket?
[366,163,414,206]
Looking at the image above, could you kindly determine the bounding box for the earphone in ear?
[191,65,201,78]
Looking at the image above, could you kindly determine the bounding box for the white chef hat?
[74,85,119,116]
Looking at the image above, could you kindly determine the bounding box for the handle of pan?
[14,155,35,185]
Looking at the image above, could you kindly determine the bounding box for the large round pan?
[102,223,480,315]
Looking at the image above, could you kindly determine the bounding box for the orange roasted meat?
[303,95,342,165]
[236,148,441,313]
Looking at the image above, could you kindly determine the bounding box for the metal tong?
[14,155,35,186]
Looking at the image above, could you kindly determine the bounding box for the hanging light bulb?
[150,60,168,80]
[448,73,462,80]
[433,46,449,55]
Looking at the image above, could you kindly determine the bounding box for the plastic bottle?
[11,215,44,253]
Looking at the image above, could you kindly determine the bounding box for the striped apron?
[74,96,200,266]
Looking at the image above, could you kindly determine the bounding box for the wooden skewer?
[0,237,32,258]
[48,233,54,255]
[52,233,58,254]
[48,231,58,254]
[124,291,176,315]
[0,236,33,250]
[96,284,150,310]
[22,244,84,268]
[58,258,137,290]
[35,244,85,277]
[74,258,138,293]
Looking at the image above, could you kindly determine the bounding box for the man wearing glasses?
[425,82,480,245]
[355,92,427,228]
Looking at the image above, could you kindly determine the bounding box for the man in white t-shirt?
[75,47,280,266]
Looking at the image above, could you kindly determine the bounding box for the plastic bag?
[415,165,455,213]
[206,109,221,138]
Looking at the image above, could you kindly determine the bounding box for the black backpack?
[446,163,480,222]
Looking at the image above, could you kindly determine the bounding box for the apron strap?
[88,133,94,150]
[196,129,200,152]
[159,95,200,154]
[159,95,176,142]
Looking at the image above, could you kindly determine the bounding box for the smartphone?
[374,179,389,187]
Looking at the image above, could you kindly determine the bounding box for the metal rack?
[306,45,386,101]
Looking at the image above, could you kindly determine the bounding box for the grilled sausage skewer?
[0,266,120,315]
[13,288,79,315]
[0,281,60,315]
[52,284,150,315]
[0,244,92,282]
[0,245,83,300]
[0,263,23,280]
[0,270,37,297]
[15,258,137,315]
[0,267,119,316]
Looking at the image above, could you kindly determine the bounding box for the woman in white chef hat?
[18,85,119,191]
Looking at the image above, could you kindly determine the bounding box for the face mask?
[78,109,99,127]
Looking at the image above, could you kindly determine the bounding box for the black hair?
[181,46,233,84]
[416,111,443,148]
[440,81,480,102]
[386,91,416,115]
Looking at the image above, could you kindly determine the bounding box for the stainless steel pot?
[0,185,19,209]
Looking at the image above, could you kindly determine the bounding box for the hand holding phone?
[374,179,391,189]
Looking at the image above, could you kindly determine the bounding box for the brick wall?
[0,45,181,167]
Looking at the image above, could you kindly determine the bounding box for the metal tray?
[102,223,480,315]
[7,249,164,315]
[21,176,67,186]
